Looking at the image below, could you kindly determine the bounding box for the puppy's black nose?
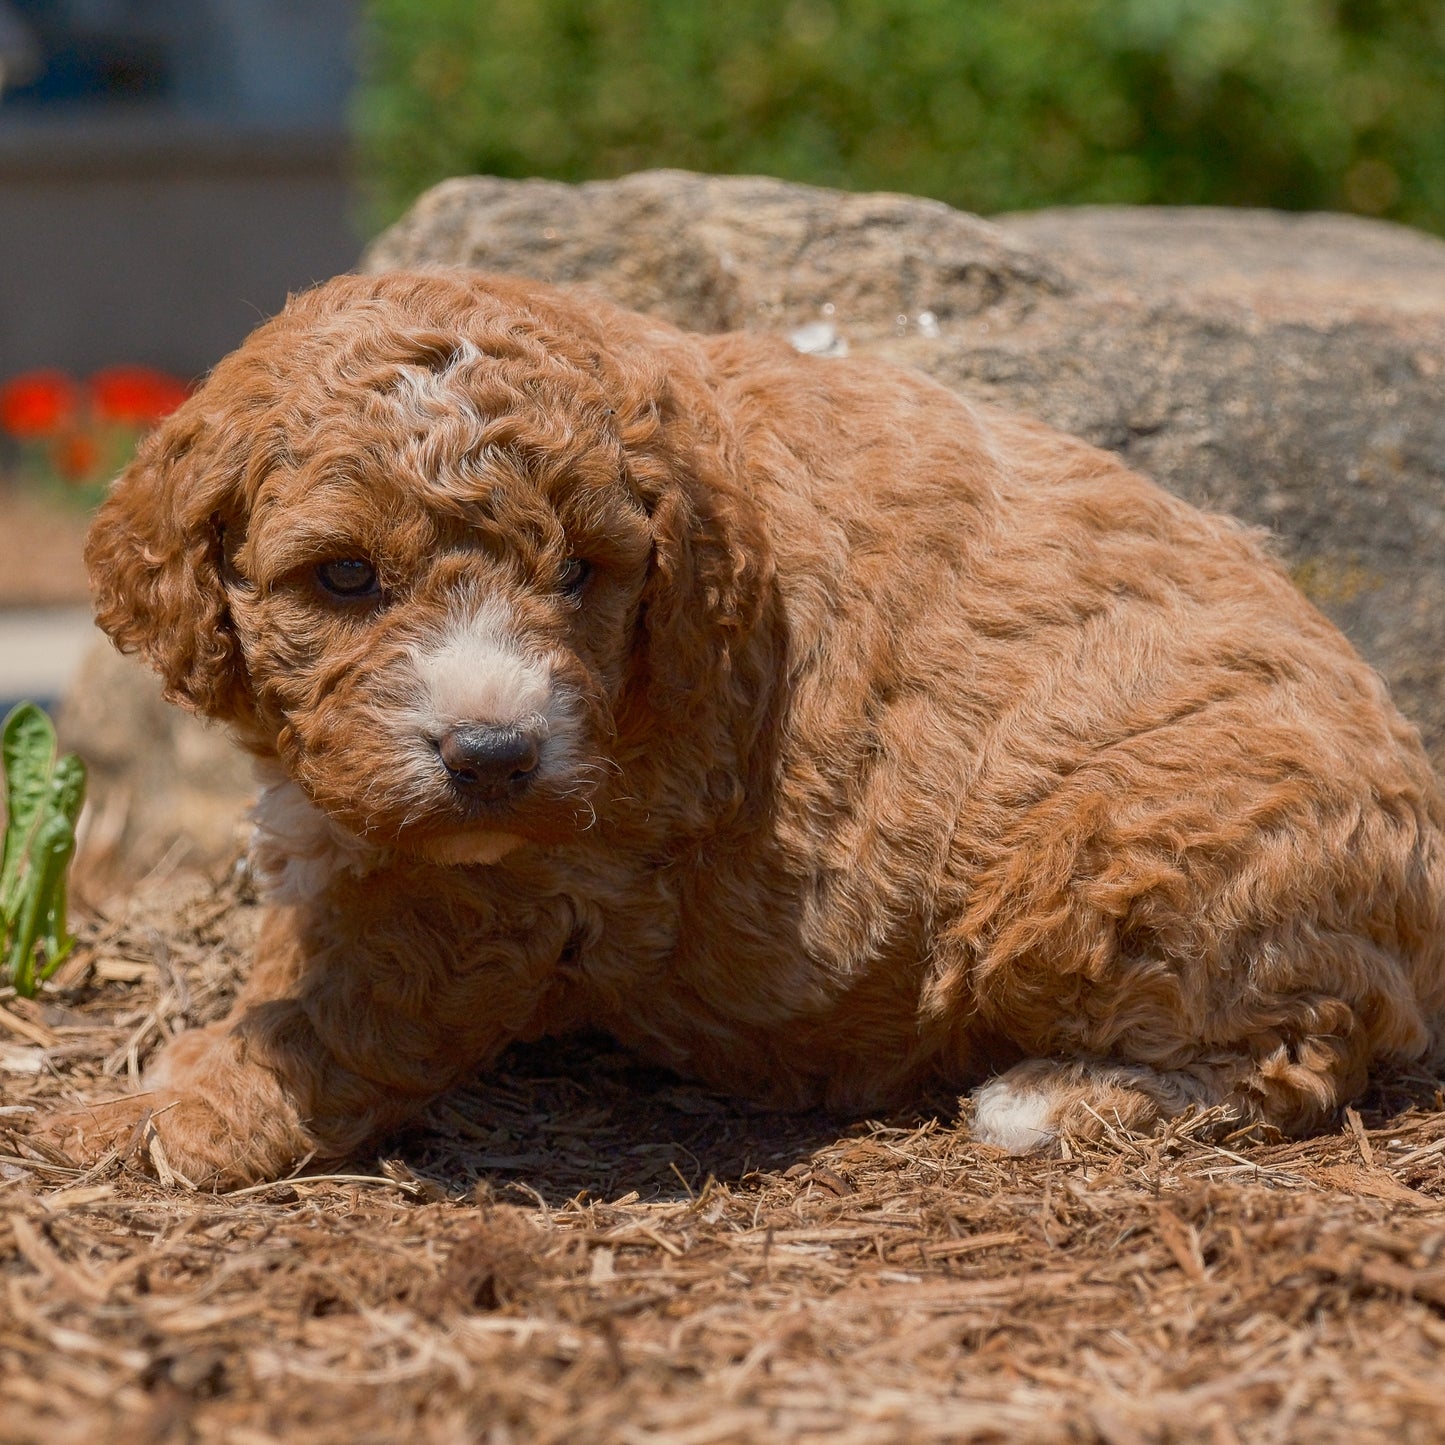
[436,724,540,796]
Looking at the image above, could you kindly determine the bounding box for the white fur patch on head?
[970,1077,1059,1153]
[249,766,387,905]
[387,338,483,420]
[402,598,581,763]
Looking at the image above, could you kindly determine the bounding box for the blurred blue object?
[1,0,352,122]
[0,1,40,94]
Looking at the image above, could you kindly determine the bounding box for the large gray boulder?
[366,171,1445,771]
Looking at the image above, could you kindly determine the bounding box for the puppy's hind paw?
[969,1056,1231,1153]
[969,1075,1060,1154]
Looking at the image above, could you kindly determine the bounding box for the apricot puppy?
[75,269,1445,1186]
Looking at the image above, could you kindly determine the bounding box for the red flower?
[0,370,81,439]
[89,366,191,426]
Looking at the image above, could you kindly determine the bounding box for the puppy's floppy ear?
[629,413,782,770]
[85,412,253,721]
[597,336,779,744]
[640,477,759,708]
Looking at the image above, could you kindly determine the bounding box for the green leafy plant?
[357,0,1445,237]
[1,703,86,997]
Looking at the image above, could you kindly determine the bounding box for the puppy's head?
[87,270,755,863]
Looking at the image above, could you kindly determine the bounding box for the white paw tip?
[971,1079,1058,1153]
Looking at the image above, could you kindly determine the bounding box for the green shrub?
[356,0,1445,234]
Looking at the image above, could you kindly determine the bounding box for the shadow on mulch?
[385,1032,956,1207]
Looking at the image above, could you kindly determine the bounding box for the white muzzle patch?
[405,598,561,737]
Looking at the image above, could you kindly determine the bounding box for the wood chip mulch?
[2,872,1444,1444]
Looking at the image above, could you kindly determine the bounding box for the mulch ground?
[2,871,1444,1444]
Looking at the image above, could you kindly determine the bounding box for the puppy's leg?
[964,929,1433,1154]
[45,911,368,1187]
[952,763,1445,1153]
[50,881,572,1187]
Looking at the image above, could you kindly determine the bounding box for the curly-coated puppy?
[69,269,1445,1187]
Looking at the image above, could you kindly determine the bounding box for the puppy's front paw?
[36,1023,316,1189]
[32,1092,154,1171]
[37,1089,286,1190]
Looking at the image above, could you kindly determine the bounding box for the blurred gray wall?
[0,0,360,383]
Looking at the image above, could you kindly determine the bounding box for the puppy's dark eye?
[558,557,591,600]
[316,559,380,599]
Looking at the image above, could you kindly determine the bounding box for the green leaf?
[48,752,87,830]
[38,821,79,984]
[2,705,86,994]
[8,811,76,997]
[37,756,84,982]
[1,702,57,926]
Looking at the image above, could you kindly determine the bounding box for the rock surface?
[368,171,1445,770]
[58,642,255,886]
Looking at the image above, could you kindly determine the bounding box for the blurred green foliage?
[357,0,1445,234]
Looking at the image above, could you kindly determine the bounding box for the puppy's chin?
[413,831,527,867]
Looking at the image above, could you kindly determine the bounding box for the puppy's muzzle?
[435,723,541,800]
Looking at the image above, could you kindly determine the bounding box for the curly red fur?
[61,269,1445,1186]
